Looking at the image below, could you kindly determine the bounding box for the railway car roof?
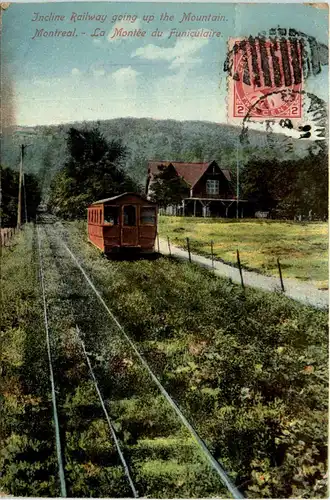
[90,192,157,206]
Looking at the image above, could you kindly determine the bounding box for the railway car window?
[140,207,156,224]
[123,205,136,226]
[104,206,119,225]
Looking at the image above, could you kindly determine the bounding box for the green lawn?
[158,217,328,289]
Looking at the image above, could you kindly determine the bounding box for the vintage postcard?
[0,1,328,499]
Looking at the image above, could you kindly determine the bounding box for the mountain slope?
[1,118,310,194]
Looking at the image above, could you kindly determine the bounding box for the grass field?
[158,217,328,289]
[1,221,328,498]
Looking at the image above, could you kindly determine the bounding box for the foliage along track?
[34,222,232,498]
[1,221,327,498]
[0,225,59,496]
[57,220,328,499]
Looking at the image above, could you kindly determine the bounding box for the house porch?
[159,198,252,218]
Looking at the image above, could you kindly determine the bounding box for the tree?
[286,143,328,219]
[0,166,41,226]
[241,144,328,219]
[240,158,284,213]
[49,126,138,219]
[149,164,189,208]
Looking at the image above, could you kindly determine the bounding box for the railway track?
[35,219,243,498]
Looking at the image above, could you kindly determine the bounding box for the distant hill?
[1,118,310,196]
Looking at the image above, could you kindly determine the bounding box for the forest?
[2,117,311,190]
[0,166,41,227]
[1,117,327,223]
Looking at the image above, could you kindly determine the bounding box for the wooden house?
[146,160,248,217]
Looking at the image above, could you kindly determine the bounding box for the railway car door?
[121,205,138,246]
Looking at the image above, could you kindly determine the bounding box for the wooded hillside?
[1,118,310,197]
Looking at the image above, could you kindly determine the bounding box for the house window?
[140,207,156,225]
[206,179,219,195]
[104,206,119,225]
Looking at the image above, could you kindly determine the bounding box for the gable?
[198,161,232,185]
[153,162,179,179]
[147,160,231,188]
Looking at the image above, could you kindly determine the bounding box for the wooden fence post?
[157,232,160,253]
[186,237,192,263]
[167,236,171,257]
[236,249,245,289]
[211,240,214,271]
[277,258,285,292]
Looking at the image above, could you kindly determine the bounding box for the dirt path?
[158,238,328,310]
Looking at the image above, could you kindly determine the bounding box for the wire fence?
[158,233,286,293]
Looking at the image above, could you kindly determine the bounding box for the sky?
[1,2,328,126]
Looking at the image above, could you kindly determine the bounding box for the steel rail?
[36,225,67,497]
[60,237,244,500]
[74,324,139,498]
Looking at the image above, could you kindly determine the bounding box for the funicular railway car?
[87,193,158,255]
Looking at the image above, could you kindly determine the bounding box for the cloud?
[32,78,62,87]
[108,19,142,42]
[110,66,139,85]
[71,68,81,76]
[132,37,208,68]
[91,65,106,77]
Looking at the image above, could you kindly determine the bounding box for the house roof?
[90,192,156,205]
[147,161,231,187]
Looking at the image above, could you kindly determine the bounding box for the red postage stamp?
[227,37,303,120]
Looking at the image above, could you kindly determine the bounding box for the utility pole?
[17,143,32,228]
[236,140,239,219]
[17,144,24,229]
[23,173,28,223]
